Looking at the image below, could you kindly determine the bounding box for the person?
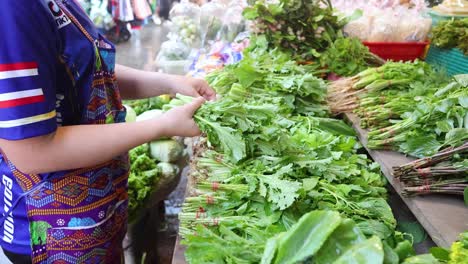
[0,0,215,263]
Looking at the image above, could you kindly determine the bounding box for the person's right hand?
[157,97,206,137]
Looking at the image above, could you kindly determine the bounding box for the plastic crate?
[429,10,468,26]
[425,45,468,76]
[363,42,429,61]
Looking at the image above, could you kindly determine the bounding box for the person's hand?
[171,76,216,101]
[157,97,205,137]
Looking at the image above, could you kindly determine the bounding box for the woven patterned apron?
[5,2,130,263]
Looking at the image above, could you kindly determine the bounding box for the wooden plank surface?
[172,236,187,264]
[345,113,468,248]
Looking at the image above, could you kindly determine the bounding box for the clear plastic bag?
[199,0,225,47]
[217,2,246,43]
[157,34,192,61]
[169,0,201,46]
[394,9,432,42]
[155,35,193,75]
[339,0,431,42]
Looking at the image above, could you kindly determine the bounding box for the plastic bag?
[157,34,192,61]
[169,0,201,46]
[217,2,246,42]
[199,0,225,46]
[339,0,431,42]
[394,9,432,42]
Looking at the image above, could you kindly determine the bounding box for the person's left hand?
[172,76,217,101]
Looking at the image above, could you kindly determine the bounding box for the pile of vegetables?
[364,74,467,157]
[128,144,161,220]
[327,61,443,115]
[431,18,468,55]
[168,38,417,263]
[320,37,385,77]
[243,0,346,60]
[393,143,467,199]
[126,96,183,220]
[328,63,467,158]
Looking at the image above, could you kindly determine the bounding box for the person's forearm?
[0,120,167,174]
[115,64,180,99]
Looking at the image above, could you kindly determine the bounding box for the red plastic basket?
[363,42,429,61]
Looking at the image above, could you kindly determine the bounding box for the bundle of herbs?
[327,61,438,115]
[431,18,468,55]
[243,0,345,60]
[366,75,468,157]
[320,37,385,77]
[393,143,468,198]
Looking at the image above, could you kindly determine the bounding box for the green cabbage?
[150,139,184,162]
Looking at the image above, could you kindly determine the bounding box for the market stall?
[122,0,468,263]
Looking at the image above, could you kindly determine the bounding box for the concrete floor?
[116,23,169,71]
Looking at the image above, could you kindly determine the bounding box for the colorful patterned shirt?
[0,0,117,255]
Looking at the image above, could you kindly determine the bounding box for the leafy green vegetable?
[321,37,384,76]
[274,211,342,264]
[178,33,403,263]
[243,0,345,60]
[128,144,160,221]
[397,221,427,244]
[431,18,468,55]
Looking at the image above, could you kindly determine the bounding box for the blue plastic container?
[425,45,468,76]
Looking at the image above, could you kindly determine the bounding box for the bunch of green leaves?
[320,37,383,76]
[128,144,160,221]
[165,39,329,163]
[243,0,345,60]
[327,60,443,115]
[366,74,468,157]
[354,66,448,129]
[431,18,468,55]
[177,34,403,264]
[179,116,403,263]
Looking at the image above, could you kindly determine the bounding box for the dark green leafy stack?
[128,144,160,221]
[431,18,468,55]
[172,38,407,263]
[320,37,385,77]
[393,143,467,198]
[260,211,414,264]
[243,0,345,60]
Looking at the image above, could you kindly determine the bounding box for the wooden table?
[345,113,468,248]
[172,236,187,264]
